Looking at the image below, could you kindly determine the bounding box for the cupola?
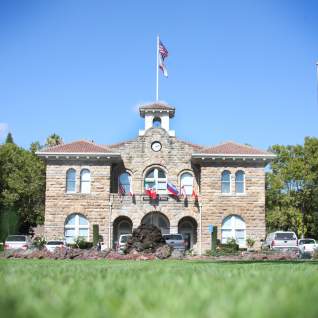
[139,102,175,136]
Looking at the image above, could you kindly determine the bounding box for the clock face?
[151,141,162,152]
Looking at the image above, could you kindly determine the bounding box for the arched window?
[235,170,245,193]
[66,168,76,193]
[80,169,91,193]
[180,172,193,195]
[221,170,231,193]
[153,117,161,128]
[144,168,167,194]
[118,172,132,195]
[64,214,89,243]
[221,215,246,246]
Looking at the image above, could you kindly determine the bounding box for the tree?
[30,141,41,154]
[5,132,14,144]
[266,137,318,238]
[46,133,63,147]
[0,143,45,240]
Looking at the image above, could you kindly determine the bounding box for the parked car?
[116,234,132,253]
[45,240,66,252]
[4,235,32,250]
[298,239,317,255]
[262,231,298,251]
[162,234,186,252]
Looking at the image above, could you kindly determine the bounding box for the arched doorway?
[141,212,170,234]
[113,216,133,248]
[178,217,198,250]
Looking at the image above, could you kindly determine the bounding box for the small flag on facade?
[180,185,187,197]
[167,182,179,196]
[119,183,126,196]
[192,189,198,201]
[145,185,157,200]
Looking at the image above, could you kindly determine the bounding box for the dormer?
[139,102,176,136]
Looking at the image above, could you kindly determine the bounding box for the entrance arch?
[141,212,170,234]
[113,216,133,247]
[178,217,198,250]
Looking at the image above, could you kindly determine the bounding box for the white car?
[263,231,298,251]
[45,240,66,252]
[116,234,132,253]
[298,239,317,255]
[4,235,32,250]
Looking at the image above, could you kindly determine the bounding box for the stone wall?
[44,159,111,244]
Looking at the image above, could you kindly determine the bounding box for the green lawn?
[1,259,318,318]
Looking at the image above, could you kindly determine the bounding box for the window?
[221,215,246,246]
[221,170,231,193]
[144,168,167,194]
[180,172,193,195]
[64,214,89,243]
[80,169,91,193]
[118,172,132,195]
[66,168,76,193]
[153,117,161,128]
[235,170,245,193]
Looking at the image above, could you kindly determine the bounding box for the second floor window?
[235,170,245,193]
[221,170,231,193]
[80,169,91,193]
[66,168,76,193]
[144,168,167,194]
[118,172,132,195]
[180,172,193,195]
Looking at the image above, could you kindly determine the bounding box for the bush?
[246,238,256,248]
[0,243,3,252]
[70,237,93,249]
[32,236,46,250]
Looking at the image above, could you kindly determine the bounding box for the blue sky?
[0,0,318,150]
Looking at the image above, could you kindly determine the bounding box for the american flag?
[159,40,168,60]
[119,183,126,196]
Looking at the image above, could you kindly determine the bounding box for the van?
[263,231,298,251]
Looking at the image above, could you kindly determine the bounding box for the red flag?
[145,188,157,200]
[192,189,198,201]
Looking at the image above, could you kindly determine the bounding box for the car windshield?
[275,233,296,240]
[47,241,64,245]
[120,235,131,243]
[6,235,26,242]
[299,239,315,245]
[164,235,183,240]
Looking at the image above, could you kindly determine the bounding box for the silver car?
[162,234,186,252]
[4,235,32,250]
[263,231,298,251]
[45,240,66,252]
[298,239,317,255]
[116,234,132,253]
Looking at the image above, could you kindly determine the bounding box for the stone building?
[37,102,275,253]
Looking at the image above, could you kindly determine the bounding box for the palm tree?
[46,133,63,147]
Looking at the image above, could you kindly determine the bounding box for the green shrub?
[93,224,99,246]
[32,236,46,250]
[70,237,93,249]
[246,238,256,248]
[0,243,3,252]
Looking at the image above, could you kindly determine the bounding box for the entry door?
[182,232,191,250]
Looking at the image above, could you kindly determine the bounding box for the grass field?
[1,259,318,318]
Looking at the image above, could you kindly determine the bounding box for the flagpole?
[316,62,318,106]
[156,35,159,101]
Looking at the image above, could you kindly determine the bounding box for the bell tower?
[139,102,176,136]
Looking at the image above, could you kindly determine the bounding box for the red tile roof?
[197,141,272,155]
[40,140,115,153]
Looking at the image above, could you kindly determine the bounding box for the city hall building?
[37,102,275,253]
